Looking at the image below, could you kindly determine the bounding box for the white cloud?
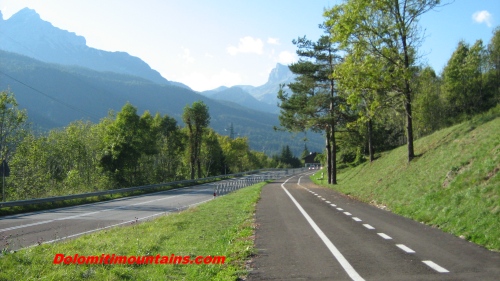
[472,10,493,27]
[267,37,280,45]
[181,48,195,63]
[277,50,297,64]
[227,36,264,56]
[178,69,243,91]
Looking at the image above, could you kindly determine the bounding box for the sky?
[0,0,499,92]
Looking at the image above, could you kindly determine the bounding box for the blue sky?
[0,0,499,91]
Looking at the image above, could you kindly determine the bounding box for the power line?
[0,70,103,122]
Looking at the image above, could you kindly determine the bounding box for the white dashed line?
[363,224,375,230]
[422,261,449,273]
[337,208,344,211]
[326,201,331,203]
[344,212,352,216]
[377,233,392,240]
[396,244,415,253]
[352,217,362,222]
[330,204,337,207]
[283,177,366,281]
[321,198,326,201]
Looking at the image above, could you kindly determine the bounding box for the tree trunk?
[325,128,332,184]
[330,125,337,184]
[405,91,415,161]
[367,118,374,162]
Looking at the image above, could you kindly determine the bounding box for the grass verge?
[312,109,500,251]
[0,182,265,280]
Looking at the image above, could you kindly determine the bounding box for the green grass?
[0,182,265,280]
[312,107,500,251]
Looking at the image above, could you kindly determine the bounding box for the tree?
[277,32,343,184]
[441,40,490,118]
[100,103,152,185]
[413,66,445,137]
[182,101,210,179]
[200,129,226,177]
[0,90,29,163]
[0,90,29,201]
[325,0,441,162]
[486,27,500,105]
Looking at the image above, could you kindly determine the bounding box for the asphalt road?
[249,172,500,281]
[0,172,281,251]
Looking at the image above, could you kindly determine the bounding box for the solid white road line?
[422,261,450,273]
[283,177,365,281]
[396,244,416,253]
[377,233,392,240]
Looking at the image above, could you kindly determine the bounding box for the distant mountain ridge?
[0,8,190,88]
[201,63,296,113]
[0,8,322,155]
[0,50,323,155]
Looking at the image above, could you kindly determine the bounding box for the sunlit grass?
[0,182,265,280]
[312,108,500,251]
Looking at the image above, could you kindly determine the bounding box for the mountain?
[241,63,296,105]
[0,50,322,156]
[201,86,277,113]
[0,8,189,89]
[200,63,295,114]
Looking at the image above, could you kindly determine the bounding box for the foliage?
[4,99,273,201]
[325,0,441,162]
[183,101,211,179]
[277,31,345,183]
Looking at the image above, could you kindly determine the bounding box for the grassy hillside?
[313,106,500,251]
[0,183,264,280]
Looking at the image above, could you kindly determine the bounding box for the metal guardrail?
[0,168,306,208]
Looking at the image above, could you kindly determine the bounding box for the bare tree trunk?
[367,118,374,162]
[325,128,332,184]
[330,125,337,184]
[405,91,415,161]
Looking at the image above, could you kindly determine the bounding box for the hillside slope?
[0,50,323,155]
[314,107,500,250]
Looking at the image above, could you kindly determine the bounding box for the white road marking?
[377,233,392,240]
[396,244,415,253]
[0,188,212,233]
[344,212,352,216]
[321,198,326,201]
[286,177,365,281]
[330,204,337,207]
[31,197,213,247]
[326,201,331,203]
[337,208,344,211]
[422,261,449,273]
[363,224,375,230]
[352,217,362,222]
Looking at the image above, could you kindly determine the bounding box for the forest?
[277,0,500,184]
[1,0,499,201]
[0,97,300,201]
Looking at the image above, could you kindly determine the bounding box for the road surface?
[249,173,500,281]
[0,172,280,251]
